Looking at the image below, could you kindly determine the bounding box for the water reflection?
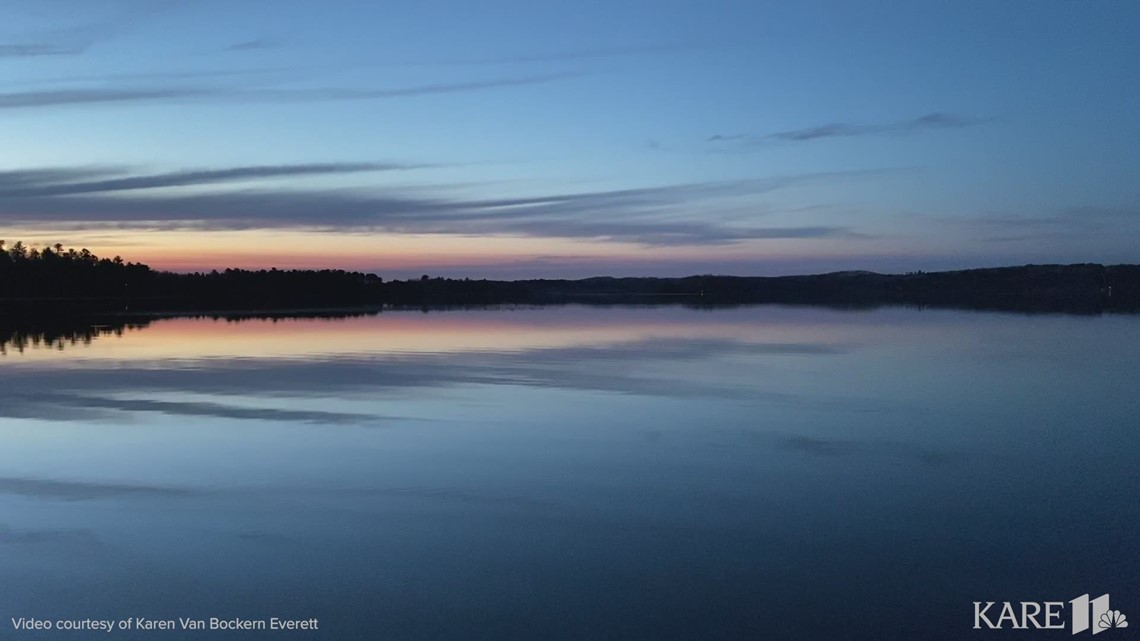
[0,319,151,355]
[0,306,1137,640]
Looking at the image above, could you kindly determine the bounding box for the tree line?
[0,241,387,310]
[2,240,1139,314]
[0,240,151,300]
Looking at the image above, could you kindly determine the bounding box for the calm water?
[1,306,1137,640]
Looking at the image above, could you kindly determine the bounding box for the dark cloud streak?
[709,113,981,149]
[0,42,89,57]
[0,87,209,109]
[1,0,193,60]
[0,72,581,110]
[224,38,279,52]
[0,476,192,500]
[444,42,708,65]
[0,163,423,197]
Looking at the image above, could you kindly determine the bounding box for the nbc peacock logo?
[1098,609,1129,632]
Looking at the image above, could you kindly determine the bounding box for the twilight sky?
[1,0,1137,278]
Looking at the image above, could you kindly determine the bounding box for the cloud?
[441,42,708,65]
[1,0,192,61]
[0,476,192,500]
[0,525,98,545]
[0,42,89,57]
[490,221,861,246]
[953,205,1140,248]
[708,113,981,149]
[773,435,959,467]
[952,205,1140,237]
[238,72,582,100]
[0,166,886,246]
[7,68,286,90]
[0,163,424,197]
[224,38,279,52]
[0,87,208,109]
[0,72,581,110]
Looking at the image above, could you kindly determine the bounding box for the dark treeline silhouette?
[2,241,1139,315]
[0,240,151,300]
[0,241,385,313]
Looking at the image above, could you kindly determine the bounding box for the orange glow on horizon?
[2,227,896,276]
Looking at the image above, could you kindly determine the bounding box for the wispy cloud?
[0,165,885,246]
[1,0,192,60]
[709,113,981,149]
[224,38,280,52]
[440,42,708,65]
[0,42,89,57]
[0,476,192,500]
[237,72,582,100]
[0,87,206,109]
[956,205,1140,245]
[4,68,285,90]
[0,525,99,546]
[0,72,581,110]
[0,163,424,197]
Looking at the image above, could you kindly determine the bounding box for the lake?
[1,305,1137,640]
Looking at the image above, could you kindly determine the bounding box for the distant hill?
[0,242,1137,315]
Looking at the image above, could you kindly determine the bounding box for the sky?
[0,0,1137,278]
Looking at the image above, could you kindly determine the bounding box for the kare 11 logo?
[974,594,1129,635]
